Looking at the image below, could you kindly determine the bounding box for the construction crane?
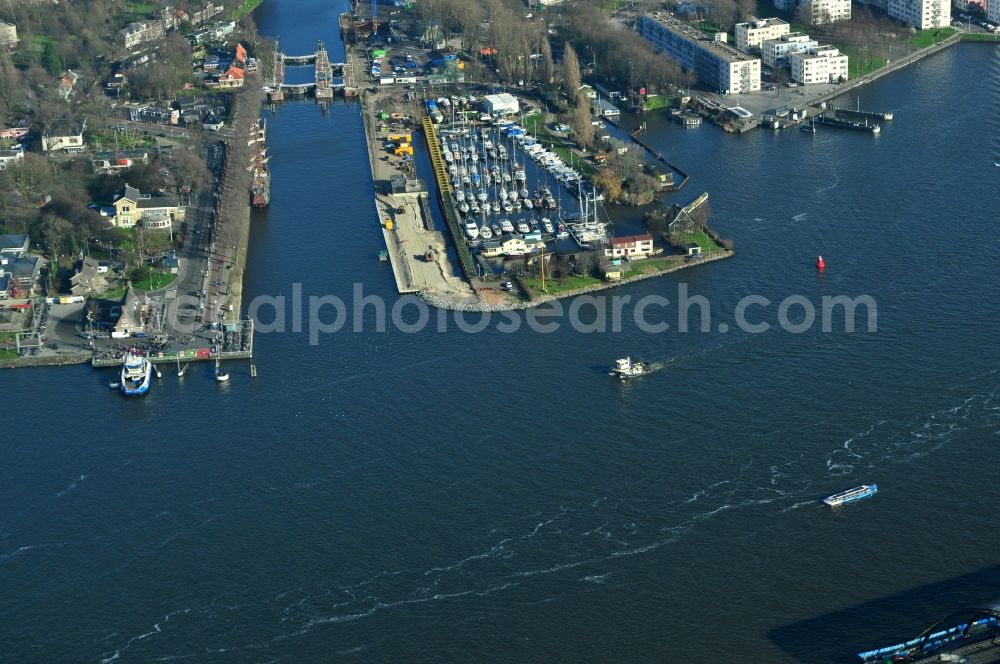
[371,0,377,37]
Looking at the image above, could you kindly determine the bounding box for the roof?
[641,12,759,64]
[137,196,179,209]
[44,118,84,137]
[682,242,701,249]
[118,183,142,203]
[219,66,245,80]
[611,234,653,246]
[0,234,28,252]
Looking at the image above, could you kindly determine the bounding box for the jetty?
[630,123,690,192]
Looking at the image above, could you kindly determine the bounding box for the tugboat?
[610,356,648,379]
[120,350,152,396]
[823,484,877,507]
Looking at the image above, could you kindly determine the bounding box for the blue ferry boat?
[823,484,877,507]
[119,351,152,396]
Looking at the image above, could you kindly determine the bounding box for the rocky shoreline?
[420,250,734,312]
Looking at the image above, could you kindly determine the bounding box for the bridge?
[266,40,346,102]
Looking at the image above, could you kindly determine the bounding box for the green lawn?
[130,267,177,291]
[95,285,128,301]
[230,0,264,20]
[642,96,671,111]
[672,230,722,253]
[0,348,19,360]
[911,27,956,48]
[86,130,157,151]
[522,273,602,295]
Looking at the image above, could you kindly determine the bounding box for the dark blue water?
[2,4,999,660]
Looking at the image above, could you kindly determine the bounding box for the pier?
[421,116,477,282]
[829,106,894,123]
[630,123,690,192]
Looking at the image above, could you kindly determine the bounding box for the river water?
[2,4,999,662]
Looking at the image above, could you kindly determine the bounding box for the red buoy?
[816,255,826,271]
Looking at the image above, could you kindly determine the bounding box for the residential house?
[91,149,151,175]
[605,234,654,259]
[70,257,111,296]
[189,2,223,26]
[128,104,175,124]
[41,119,86,153]
[215,65,245,88]
[113,287,144,338]
[0,127,29,141]
[0,147,23,170]
[118,20,165,49]
[112,183,186,228]
[203,113,224,131]
[594,98,620,118]
[0,20,17,49]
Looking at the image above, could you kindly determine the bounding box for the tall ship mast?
[249,119,270,208]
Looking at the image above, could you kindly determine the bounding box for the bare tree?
[562,42,581,99]
[571,91,593,148]
[540,37,554,84]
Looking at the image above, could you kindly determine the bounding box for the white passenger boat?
[500,219,515,234]
[516,220,530,234]
[480,225,493,240]
[823,485,878,507]
[120,351,152,396]
[542,218,554,234]
[610,356,648,379]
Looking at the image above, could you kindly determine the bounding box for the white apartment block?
[887,0,950,28]
[806,0,852,23]
[639,13,761,94]
[762,33,820,67]
[790,45,849,84]
[735,18,789,52]
[988,0,1000,24]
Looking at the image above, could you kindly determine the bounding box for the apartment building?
[638,13,761,94]
[735,18,790,52]
[790,45,849,84]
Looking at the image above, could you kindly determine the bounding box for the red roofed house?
[234,43,247,66]
[216,66,245,88]
[605,234,654,259]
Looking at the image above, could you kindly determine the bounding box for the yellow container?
[387,133,412,143]
[385,219,394,230]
